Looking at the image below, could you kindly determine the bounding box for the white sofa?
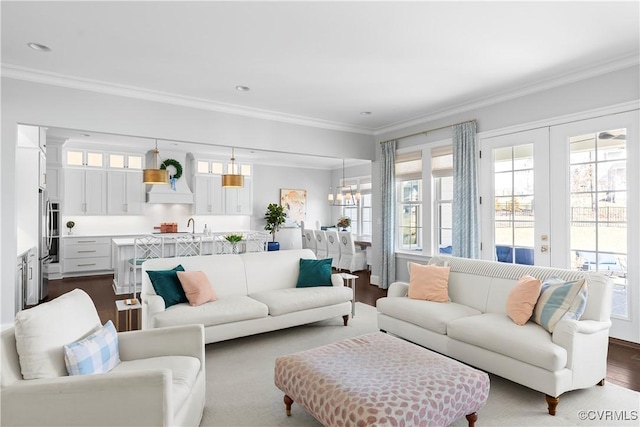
[1,289,205,427]
[141,249,353,344]
[376,256,613,415]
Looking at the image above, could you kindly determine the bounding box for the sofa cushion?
[152,295,268,328]
[14,289,102,379]
[296,258,332,288]
[408,263,450,302]
[250,287,353,316]
[447,313,567,371]
[506,275,542,325]
[147,265,187,308]
[376,297,481,335]
[63,320,120,375]
[111,355,200,413]
[177,271,218,306]
[533,277,588,333]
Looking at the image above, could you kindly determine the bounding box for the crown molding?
[1,64,375,136]
[374,53,640,137]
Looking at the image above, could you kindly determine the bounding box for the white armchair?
[1,289,205,427]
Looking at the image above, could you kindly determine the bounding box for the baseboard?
[370,274,380,286]
[610,337,640,350]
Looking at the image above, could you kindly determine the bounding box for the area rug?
[201,303,639,426]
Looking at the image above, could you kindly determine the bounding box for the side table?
[339,273,358,317]
[115,299,141,331]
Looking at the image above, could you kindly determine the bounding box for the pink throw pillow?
[176,271,217,307]
[408,263,450,302]
[506,275,542,325]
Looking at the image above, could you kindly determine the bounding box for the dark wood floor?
[45,271,639,393]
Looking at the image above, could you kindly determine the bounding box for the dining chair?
[325,230,341,269]
[338,231,367,273]
[315,230,328,259]
[302,228,317,255]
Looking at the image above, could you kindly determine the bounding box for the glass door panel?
[480,128,550,267]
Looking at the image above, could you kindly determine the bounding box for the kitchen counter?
[112,231,269,295]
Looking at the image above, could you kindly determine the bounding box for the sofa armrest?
[1,370,172,426]
[118,324,205,367]
[142,294,165,329]
[552,319,612,376]
[387,281,409,298]
[331,274,345,287]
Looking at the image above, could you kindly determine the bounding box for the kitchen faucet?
[187,217,195,234]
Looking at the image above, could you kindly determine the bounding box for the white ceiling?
[2,1,638,134]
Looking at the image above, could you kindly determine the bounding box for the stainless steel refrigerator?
[38,189,53,300]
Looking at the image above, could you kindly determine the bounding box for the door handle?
[540,245,549,253]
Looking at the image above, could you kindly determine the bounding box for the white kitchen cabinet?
[63,169,107,215]
[62,236,112,275]
[224,176,252,215]
[107,170,144,215]
[193,174,224,214]
[46,166,61,201]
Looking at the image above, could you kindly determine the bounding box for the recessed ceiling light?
[27,42,51,52]
[360,111,372,115]
[235,85,250,92]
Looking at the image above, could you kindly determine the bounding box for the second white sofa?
[377,256,613,415]
[141,249,353,344]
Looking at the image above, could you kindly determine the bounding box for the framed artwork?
[280,189,307,224]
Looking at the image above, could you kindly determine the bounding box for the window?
[341,178,371,236]
[396,151,422,251]
[432,146,453,254]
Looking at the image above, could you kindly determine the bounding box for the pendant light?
[328,159,361,206]
[222,147,244,187]
[143,140,169,184]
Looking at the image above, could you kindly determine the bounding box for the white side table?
[115,299,141,331]
[340,273,358,317]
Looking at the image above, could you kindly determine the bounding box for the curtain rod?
[379,119,477,144]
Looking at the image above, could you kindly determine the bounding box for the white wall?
[1,78,375,327]
[369,65,640,287]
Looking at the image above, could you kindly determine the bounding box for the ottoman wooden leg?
[342,315,349,326]
[466,412,478,427]
[284,394,294,416]
[545,394,559,415]
[597,378,605,386]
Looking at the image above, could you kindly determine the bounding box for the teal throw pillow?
[146,265,187,308]
[296,258,333,288]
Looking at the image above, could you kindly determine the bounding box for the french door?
[550,111,638,342]
[480,111,638,342]
[479,128,551,267]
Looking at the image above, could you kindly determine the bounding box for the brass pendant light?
[143,140,169,184]
[222,147,244,187]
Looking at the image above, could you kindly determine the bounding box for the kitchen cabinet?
[193,175,224,214]
[62,236,112,275]
[46,166,61,201]
[225,176,252,215]
[107,170,144,215]
[25,247,38,306]
[63,169,107,215]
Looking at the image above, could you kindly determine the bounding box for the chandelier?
[328,159,361,206]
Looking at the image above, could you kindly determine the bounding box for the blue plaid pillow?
[63,320,120,375]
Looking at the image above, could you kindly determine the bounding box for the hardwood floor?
[45,271,640,393]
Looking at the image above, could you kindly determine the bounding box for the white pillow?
[15,289,101,379]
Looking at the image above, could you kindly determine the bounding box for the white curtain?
[452,121,479,258]
[380,141,396,289]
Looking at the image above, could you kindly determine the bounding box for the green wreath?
[160,159,183,179]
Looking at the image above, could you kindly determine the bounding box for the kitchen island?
[112,231,269,295]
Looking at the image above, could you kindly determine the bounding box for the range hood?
[145,150,194,204]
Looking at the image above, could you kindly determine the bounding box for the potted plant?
[224,233,244,254]
[264,203,287,251]
[337,216,351,231]
[66,220,75,235]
